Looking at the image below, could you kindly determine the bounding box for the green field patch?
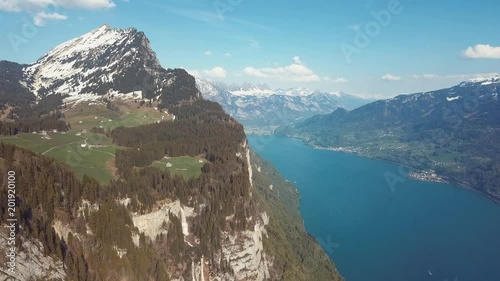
[46,142,115,183]
[0,132,117,184]
[63,101,169,133]
[0,132,84,154]
[1,100,172,184]
[151,156,206,179]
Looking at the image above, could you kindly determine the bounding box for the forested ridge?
[0,96,258,280]
[0,25,345,280]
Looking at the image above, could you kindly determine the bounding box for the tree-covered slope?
[0,24,344,281]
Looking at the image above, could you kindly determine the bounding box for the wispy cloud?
[0,0,115,25]
[237,37,260,49]
[461,44,500,59]
[243,56,321,82]
[445,72,500,80]
[0,0,115,11]
[382,74,402,81]
[324,77,348,83]
[408,72,500,81]
[204,51,212,57]
[34,11,67,26]
[188,66,227,79]
[410,74,439,80]
[148,3,268,30]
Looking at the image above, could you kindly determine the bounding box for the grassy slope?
[0,132,116,183]
[63,99,168,132]
[151,156,206,179]
[251,151,344,281]
[0,100,171,184]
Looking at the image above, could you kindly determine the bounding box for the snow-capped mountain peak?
[23,24,165,102]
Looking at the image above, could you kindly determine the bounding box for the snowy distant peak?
[460,75,500,87]
[195,79,351,98]
[196,78,373,130]
[274,87,316,97]
[195,77,229,97]
[229,82,274,96]
[229,82,271,91]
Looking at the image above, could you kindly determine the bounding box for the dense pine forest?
[0,24,345,280]
[0,94,257,280]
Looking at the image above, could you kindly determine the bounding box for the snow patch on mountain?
[447,96,460,101]
[20,24,184,105]
[460,75,500,87]
[231,83,274,97]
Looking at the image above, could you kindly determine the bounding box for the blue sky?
[1,0,499,98]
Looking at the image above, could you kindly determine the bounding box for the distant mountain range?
[195,78,373,133]
[277,76,500,202]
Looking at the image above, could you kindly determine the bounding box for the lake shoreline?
[309,142,500,205]
[248,134,500,281]
[248,134,500,205]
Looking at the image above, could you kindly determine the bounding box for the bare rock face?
[0,229,66,281]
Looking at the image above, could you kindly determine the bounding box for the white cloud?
[224,53,232,57]
[410,74,439,80]
[0,0,115,11]
[0,0,115,25]
[204,51,212,57]
[422,74,438,79]
[203,66,226,78]
[34,11,67,26]
[445,72,500,80]
[461,44,500,59]
[382,74,402,81]
[242,57,321,82]
[324,77,348,83]
[189,67,227,79]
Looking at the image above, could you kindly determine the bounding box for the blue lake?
[248,135,500,281]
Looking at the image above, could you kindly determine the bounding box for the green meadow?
[151,156,206,179]
[0,132,117,183]
[1,100,179,183]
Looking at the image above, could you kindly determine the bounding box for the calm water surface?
[248,135,500,281]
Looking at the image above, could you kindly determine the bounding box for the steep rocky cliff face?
[0,25,343,280]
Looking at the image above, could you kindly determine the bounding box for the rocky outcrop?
[0,229,66,281]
